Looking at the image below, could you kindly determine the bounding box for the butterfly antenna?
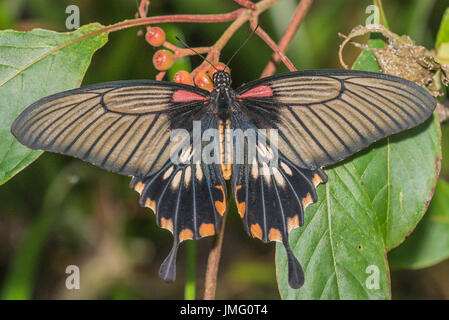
[136,0,147,17]
[175,36,219,72]
[226,24,259,67]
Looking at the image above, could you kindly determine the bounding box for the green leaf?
[276,10,441,299]
[276,112,440,300]
[352,50,381,73]
[0,23,108,185]
[388,180,449,270]
[436,7,449,49]
[352,33,386,73]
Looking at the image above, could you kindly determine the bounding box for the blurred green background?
[0,0,448,299]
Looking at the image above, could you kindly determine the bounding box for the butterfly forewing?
[236,70,436,170]
[11,80,210,178]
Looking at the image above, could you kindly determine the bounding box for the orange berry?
[173,70,193,85]
[145,27,165,47]
[207,62,230,79]
[153,49,174,71]
[194,70,214,91]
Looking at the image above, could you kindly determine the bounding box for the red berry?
[153,49,174,71]
[173,70,193,85]
[208,62,230,79]
[145,27,165,47]
[194,70,214,91]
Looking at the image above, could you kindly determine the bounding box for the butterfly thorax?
[211,71,234,121]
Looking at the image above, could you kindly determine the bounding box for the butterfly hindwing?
[231,112,327,288]
[131,114,227,282]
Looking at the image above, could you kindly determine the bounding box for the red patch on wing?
[172,90,207,103]
[238,85,273,99]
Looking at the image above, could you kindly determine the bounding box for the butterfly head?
[212,70,231,89]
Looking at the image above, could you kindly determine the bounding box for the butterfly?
[11,69,436,289]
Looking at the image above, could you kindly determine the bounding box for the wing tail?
[130,114,227,283]
[234,152,327,288]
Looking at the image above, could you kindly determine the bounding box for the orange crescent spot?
[235,185,246,218]
[237,201,246,219]
[287,216,300,232]
[134,181,145,194]
[312,173,323,187]
[268,228,282,242]
[160,217,174,233]
[250,223,263,240]
[301,193,313,210]
[179,228,194,241]
[145,198,156,214]
[214,185,226,216]
[199,223,215,237]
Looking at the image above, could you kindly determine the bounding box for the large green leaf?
[0,23,108,185]
[436,7,449,49]
[388,180,449,270]
[436,7,449,64]
[275,30,441,300]
[386,5,449,271]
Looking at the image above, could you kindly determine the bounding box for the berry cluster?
[145,26,230,91]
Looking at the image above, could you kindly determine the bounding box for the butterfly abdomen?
[218,119,232,180]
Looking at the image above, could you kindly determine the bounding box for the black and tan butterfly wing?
[11,80,211,178]
[235,70,436,170]
[232,69,436,288]
[231,111,328,288]
[11,80,228,283]
[130,113,227,282]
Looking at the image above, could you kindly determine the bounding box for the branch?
[191,0,281,78]
[251,22,296,73]
[138,0,149,19]
[203,212,228,300]
[191,10,252,77]
[163,41,210,60]
[262,0,314,77]
[234,0,257,10]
